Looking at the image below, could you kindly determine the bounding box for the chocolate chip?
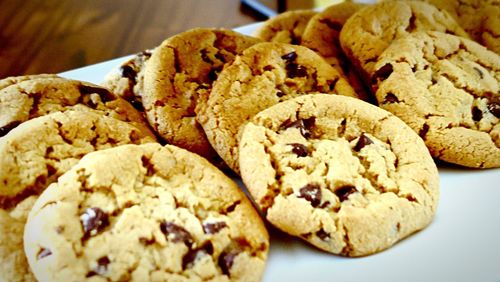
[218,251,238,276]
[281,51,297,62]
[129,97,144,112]
[316,229,330,241]
[318,18,342,31]
[419,123,430,139]
[286,63,308,78]
[208,68,220,82]
[373,64,393,83]
[37,248,52,260]
[0,120,21,137]
[87,256,111,277]
[139,237,156,245]
[263,65,274,72]
[487,100,500,118]
[225,200,241,213]
[383,92,400,103]
[334,185,357,202]
[78,85,115,102]
[141,155,155,176]
[327,78,339,91]
[280,117,315,138]
[354,133,374,152]
[299,183,322,207]
[182,242,214,269]
[80,207,109,238]
[203,221,228,234]
[276,90,285,97]
[200,49,213,64]
[472,106,483,121]
[120,65,137,82]
[289,143,309,157]
[473,67,484,79]
[160,221,193,246]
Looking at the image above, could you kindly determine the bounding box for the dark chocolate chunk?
[373,63,393,83]
[160,221,193,246]
[318,18,342,31]
[225,200,241,213]
[80,207,109,238]
[129,97,144,112]
[289,143,309,157]
[78,85,115,102]
[182,242,214,269]
[139,237,156,245]
[208,68,220,82]
[203,221,228,234]
[37,248,52,260]
[281,51,297,62]
[218,251,238,276]
[87,256,111,277]
[276,90,285,97]
[200,49,212,64]
[120,65,137,82]
[354,133,374,152]
[383,92,400,103]
[299,183,322,207]
[316,229,330,241]
[487,100,500,118]
[280,117,315,138]
[286,63,308,78]
[334,185,357,202]
[419,123,430,139]
[0,120,21,137]
[472,106,483,121]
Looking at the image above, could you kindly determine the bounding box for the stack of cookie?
[1,0,498,281]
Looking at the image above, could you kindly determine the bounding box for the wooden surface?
[0,0,262,79]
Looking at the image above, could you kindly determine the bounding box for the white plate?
[60,21,500,282]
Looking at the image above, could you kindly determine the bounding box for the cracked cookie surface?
[24,143,269,282]
[142,28,261,162]
[301,2,371,102]
[339,1,469,83]
[239,94,439,256]
[372,31,500,168]
[0,76,154,138]
[254,10,317,44]
[197,42,357,173]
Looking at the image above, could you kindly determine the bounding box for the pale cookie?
[102,49,154,112]
[197,42,357,173]
[372,31,500,168]
[254,10,317,44]
[301,2,371,102]
[239,94,439,257]
[24,143,269,282]
[0,74,58,91]
[339,1,469,83]
[0,76,155,138]
[142,28,261,162]
[379,0,500,54]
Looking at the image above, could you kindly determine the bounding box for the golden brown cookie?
[239,94,439,257]
[254,10,317,44]
[339,1,469,83]
[24,143,269,282]
[0,76,155,138]
[197,42,357,173]
[372,31,499,168]
[142,28,261,162]
[301,2,371,102]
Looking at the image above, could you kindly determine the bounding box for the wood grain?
[0,0,260,78]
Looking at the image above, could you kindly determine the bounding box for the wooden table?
[0,0,261,79]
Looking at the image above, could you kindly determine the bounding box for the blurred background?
[0,0,341,78]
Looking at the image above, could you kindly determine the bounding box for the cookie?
[339,1,470,83]
[197,42,357,173]
[24,143,269,282]
[379,0,500,54]
[0,76,155,138]
[301,2,371,102]
[372,31,500,168]
[142,28,261,161]
[254,10,317,44]
[239,94,440,256]
[102,49,154,112]
[0,74,58,91]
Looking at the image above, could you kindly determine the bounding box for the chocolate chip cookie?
[301,2,371,102]
[142,28,261,162]
[0,74,58,91]
[102,49,154,112]
[197,42,357,173]
[254,10,317,44]
[0,76,154,138]
[24,143,269,282]
[372,31,500,168]
[239,94,440,256]
[339,1,469,83]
